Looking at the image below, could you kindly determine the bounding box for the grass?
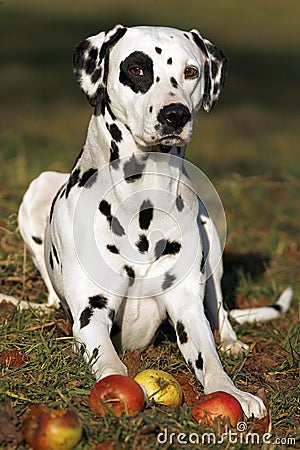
[1,0,300,448]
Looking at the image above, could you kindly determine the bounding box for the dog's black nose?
[158,103,191,131]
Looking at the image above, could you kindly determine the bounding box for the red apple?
[90,374,145,417]
[192,391,243,426]
[23,404,82,450]
[134,369,183,408]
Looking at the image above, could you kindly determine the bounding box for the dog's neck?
[77,112,186,170]
[71,111,192,211]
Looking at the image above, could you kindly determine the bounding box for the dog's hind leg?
[17,171,68,308]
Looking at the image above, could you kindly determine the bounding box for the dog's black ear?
[191,29,228,113]
[73,25,127,107]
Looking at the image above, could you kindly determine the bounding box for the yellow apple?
[134,369,182,408]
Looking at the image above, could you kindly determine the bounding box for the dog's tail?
[229,287,293,325]
[0,294,49,311]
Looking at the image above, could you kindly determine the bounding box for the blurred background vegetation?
[1,0,300,291]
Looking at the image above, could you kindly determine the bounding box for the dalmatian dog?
[1,25,293,419]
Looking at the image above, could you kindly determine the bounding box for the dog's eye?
[129,66,144,77]
[184,66,199,79]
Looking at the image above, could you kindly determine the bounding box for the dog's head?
[73,25,228,148]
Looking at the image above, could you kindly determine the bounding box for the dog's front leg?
[72,296,128,381]
[164,280,266,419]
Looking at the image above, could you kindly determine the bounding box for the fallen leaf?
[173,373,199,406]
[1,348,29,367]
[122,349,141,378]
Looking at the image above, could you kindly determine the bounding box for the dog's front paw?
[47,292,61,308]
[230,390,267,419]
[220,339,249,356]
[205,378,267,419]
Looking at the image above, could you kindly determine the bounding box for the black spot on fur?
[162,273,176,290]
[167,57,172,65]
[52,245,59,265]
[107,123,123,142]
[71,148,84,171]
[99,200,125,235]
[80,307,93,328]
[79,168,98,188]
[73,39,90,73]
[50,184,65,223]
[155,46,162,54]
[119,51,154,94]
[170,77,178,88]
[136,234,149,253]
[110,141,120,167]
[203,61,211,108]
[270,304,282,312]
[85,47,98,75]
[184,33,190,40]
[49,251,54,270]
[65,169,80,198]
[99,200,111,217]
[123,154,145,183]
[211,60,218,78]
[91,68,102,84]
[94,88,107,116]
[124,265,135,286]
[149,106,153,113]
[176,321,188,344]
[191,32,208,58]
[139,199,154,230]
[111,216,125,236]
[32,236,43,245]
[155,239,181,259]
[59,187,66,198]
[100,27,127,68]
[106,244,119,254]
[195,352,204,370]
[200,251,205,274]
[156,76,160,83]
[176,195,184,211]
[89,294,108,309]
